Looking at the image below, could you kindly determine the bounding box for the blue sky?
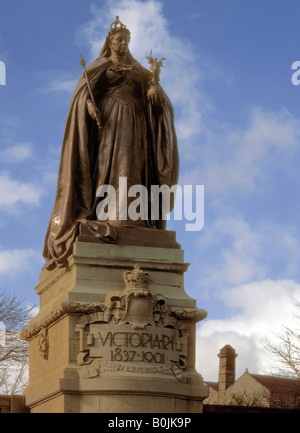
[1,0,300,381]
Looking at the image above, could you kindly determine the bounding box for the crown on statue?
[123,265,150,291]
[109,16,129,35]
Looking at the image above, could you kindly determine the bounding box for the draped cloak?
[43,51,179,269]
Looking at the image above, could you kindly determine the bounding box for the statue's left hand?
[147,85,164,105]
[148,92,164,105]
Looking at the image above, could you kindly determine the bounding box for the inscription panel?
[81,324,184,366]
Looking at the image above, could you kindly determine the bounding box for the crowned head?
[99,16,133,61]
[108,16,131,40]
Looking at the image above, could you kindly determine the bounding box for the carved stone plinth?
[21,229,208,413]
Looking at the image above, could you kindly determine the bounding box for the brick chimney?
[217,345,237,404]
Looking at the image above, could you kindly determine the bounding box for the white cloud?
[0,172,42,211]
[196,279,300,381]
[0,248,42,275]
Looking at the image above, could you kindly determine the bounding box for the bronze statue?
[43,16,179,269]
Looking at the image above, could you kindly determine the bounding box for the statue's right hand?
[86,99,103,129]
[86,100,100,121]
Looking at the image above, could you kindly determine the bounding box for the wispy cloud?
[45,77,78,94]
[0,143,34,163]
[0,247,42,276]
[198,216,266,291]
[197,214,300,296]
[0,172,42,212]
[182,107,300,194]
[0,116,23,144]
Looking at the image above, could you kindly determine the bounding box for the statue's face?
[109,31,129,56]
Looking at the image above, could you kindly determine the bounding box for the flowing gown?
[43,55,179,268]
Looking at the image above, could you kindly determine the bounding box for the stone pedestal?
[21,228,208,413]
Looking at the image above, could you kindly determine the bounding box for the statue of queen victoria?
[43,16,179,269]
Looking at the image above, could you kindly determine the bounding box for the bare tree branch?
[0,292,36,395]
[263,322,300,379]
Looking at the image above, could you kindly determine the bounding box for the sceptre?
[80,54,102,130]
[146,49,166,85]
